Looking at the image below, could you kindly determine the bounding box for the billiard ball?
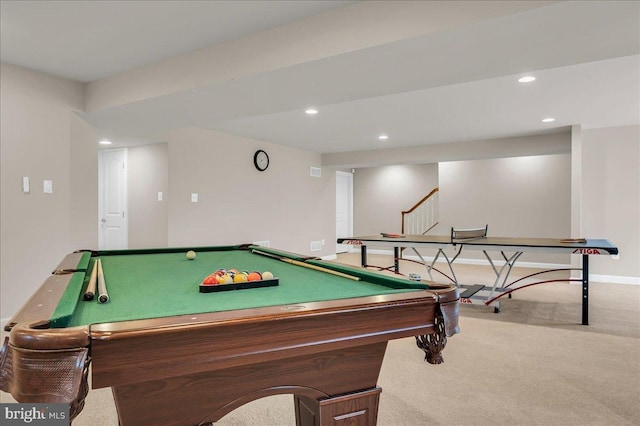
[217,274,233,284]
[247,272,261,281]
[233,273,248,283]
[186,250,196,260]
[262,271,274,280]
[202,275,217,285]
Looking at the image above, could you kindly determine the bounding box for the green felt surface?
[57,247,427,328]
[76,252,92,272]
[51,273,86,328]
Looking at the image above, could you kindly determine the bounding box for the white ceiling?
[1,1,639,155]
[0,0,356,81]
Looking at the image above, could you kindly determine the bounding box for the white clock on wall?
[253,150,269,171]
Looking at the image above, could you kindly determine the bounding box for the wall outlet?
[310,241,322,251]
[310,167,322,178]
[191,193,198,202]
[253,240,270,248]
[22,177,30,193]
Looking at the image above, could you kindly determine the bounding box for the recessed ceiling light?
[518,76,536,83]
[541,118,555,123]
[305,108,318,115]
[99,140,112,145]
[378,135,389,140]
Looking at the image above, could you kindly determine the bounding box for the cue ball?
[262,271,274,280]
[186,250,196,260]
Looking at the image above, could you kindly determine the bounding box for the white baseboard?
[363,249,640,285]
[590,274,640,285]
[321,254,338,260]
[1,317,11,330]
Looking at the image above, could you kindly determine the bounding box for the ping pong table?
[337,228,618,325]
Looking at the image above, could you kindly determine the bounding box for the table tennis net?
[450,225,488,242]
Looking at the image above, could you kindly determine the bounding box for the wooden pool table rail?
[1,256,92,420]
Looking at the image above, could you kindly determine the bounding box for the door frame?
[336,170,354,253]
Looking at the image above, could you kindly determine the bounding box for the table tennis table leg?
[411,247,458,284]
[482,250,522,298]
[424,248,440,282]
[394,247,400,273]
[361,245,367,268]
[582,254,589,325]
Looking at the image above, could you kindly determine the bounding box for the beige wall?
[353,154,572,265]
[1,64,97,319]
[582,125,639,278]
[351,139,638,279]
[127,143,169,248]
[70,114,99,247]
[354,164,438,235]
[437,154,572,264]
[164,127,336,257]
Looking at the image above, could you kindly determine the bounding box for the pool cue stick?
[83,259,98,300]
[96,259,110,304]
[282,258,361,281]
[252,249,361,281]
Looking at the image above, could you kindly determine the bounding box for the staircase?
[401,187,439,235]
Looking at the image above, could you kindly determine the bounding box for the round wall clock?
[253,149,269,171]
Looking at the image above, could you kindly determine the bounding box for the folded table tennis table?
[337,228,618,325]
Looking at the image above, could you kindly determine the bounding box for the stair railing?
[401,187,439,235]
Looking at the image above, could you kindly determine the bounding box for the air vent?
[310,167,322,177]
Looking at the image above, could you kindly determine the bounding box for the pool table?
[1,244,459,426]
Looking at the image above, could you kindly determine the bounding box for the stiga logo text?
[572,248,601,254]
[1,404,68,425]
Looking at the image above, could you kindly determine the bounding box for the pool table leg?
[414,310,449,364]
[295,388,381,426]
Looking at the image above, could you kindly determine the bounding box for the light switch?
[191,193,198,202]
[158,191,163,201]
[22,177,30,193]
[43,180,53,194]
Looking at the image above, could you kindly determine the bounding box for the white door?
[99,149,128,249]
[336,171,353,253]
